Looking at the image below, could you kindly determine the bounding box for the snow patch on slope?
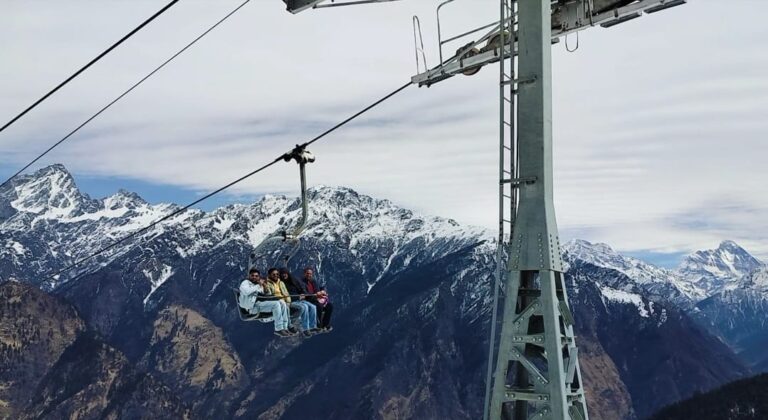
[599,285,651,318]
[8,241,26,255]
[143,265,174,305]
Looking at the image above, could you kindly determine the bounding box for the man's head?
[268,268,280,282]
[248,268,261,283]
[303,267,314,280]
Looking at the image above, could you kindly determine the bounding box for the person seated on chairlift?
[266,268,315,337]
[239,268,295,337]
[301,267,334,332]
[280,268,322,335]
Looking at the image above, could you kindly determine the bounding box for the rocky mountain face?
[564,257,748,419]
[0,282,189,419]
[564,238,768,377]
[0,164,764,419]
[692,266,768,371]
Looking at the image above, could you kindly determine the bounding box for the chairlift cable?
[49,81,412,285]
[301,82,411,148]
[0,0,180,136]
[0,0,252,190]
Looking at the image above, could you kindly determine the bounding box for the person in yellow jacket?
[266,267,314,337]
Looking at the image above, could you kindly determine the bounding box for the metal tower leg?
[487,0,589,419]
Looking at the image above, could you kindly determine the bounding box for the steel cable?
[0,0,252,190]
[0,0,180,135]
[50,81,412,287]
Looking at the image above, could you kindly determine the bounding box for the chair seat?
[233,288,275,322]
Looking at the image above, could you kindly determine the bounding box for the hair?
[303,267,313,273]
[268,267,279,276]
[280,268,296,284]
[248,268,260,275]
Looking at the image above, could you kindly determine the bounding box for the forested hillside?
[650,373,768,420]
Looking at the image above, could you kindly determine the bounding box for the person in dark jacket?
[280,268,320,335]
[301,267,333,332]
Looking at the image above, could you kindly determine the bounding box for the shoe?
[302,331,313,337]
[310,328,323,333]
[322,326,333,333]
[275,330,292,337]
[287,326,299,334]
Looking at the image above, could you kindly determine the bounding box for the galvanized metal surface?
[411,0,686,87]
[487,0,588,418]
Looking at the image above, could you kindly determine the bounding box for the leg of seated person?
[308,300,325,328]
[257,300,286,332]
[304,301,318,329]
[277,301,291,331]
[300,301,316,333]
[321,302,333,328]
[291,302,310,331]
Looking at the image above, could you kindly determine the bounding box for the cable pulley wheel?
[456,42,481,76]
[481,31,511,54]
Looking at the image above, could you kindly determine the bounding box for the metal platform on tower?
[282,0,401,14]
[411,0,686,87]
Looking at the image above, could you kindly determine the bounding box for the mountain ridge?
[0,164,761,419]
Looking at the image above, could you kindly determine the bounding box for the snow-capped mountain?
[0,164,488,298]
[563,239,700,307]
[692,264,768,371]
[677,240,765,296]
[0,165,756,420]
[0,164,182,288]
[564,239,768,374]
[670,244,768,372]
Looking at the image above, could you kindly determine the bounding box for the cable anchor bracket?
[282,144,316,165]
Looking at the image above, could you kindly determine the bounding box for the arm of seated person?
[256,291,279,301]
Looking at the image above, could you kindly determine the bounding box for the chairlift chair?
[235,144,316,321]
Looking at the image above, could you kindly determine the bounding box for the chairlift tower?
[280,0,686,419]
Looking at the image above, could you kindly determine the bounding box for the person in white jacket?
[239,269,294,337]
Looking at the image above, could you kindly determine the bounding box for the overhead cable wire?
[0,0,252,191]
[50,81,413,285]
[301,81,412,148]
[0,0,180,135]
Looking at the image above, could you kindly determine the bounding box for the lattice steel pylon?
[282,1,688,419]
[486,0,588,418]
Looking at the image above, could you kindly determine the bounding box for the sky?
[1,0,766,266]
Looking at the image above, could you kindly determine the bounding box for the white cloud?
[1,0,766,259]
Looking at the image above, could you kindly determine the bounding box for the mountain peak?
[564,239,616,256]
[105,189,147,209]
[718,240,744,252]
[26,164,76,189]
[678,240,764,294]
[5,164,90,217]
[39,163,69,174]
